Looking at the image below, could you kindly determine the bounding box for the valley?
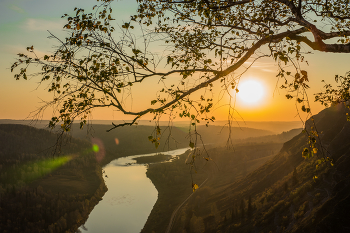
[1,106,350,233]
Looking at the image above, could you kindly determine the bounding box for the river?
[79,147,190,233]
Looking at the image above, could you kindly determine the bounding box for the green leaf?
[154,141,159,149]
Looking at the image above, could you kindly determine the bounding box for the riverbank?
[141,143,283,233]
[70,164,108,232]
[27,153,108,233]
[141,150,208,233]
[133,153,172,164]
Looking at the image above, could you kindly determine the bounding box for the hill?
[0,124,107,233]
[66,123,274,165]
[232,128,302,145]
[143,104,350,233]
[142,140,288,232]
[176,105,350,233]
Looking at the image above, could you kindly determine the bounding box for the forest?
[0,124,107,233]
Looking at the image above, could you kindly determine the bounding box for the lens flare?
[91,138,105,162]
[92,144,100,152]
[5,155,73,185]
[115,138,120,145]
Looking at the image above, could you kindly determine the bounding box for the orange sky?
[1,0,349,124]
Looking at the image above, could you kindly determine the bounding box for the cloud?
[9,5,25,14]
[261,68,275,73]
[2,44,50,60]
[23,18,65,32]
[244,60,275,68]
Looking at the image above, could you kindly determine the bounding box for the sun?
[236,79,265,105]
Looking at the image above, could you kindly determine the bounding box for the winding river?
[79,147,189,233]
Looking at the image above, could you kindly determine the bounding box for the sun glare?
[237,79,265,105]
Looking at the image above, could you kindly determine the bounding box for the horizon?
[0,118,304,134]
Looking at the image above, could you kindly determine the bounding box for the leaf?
[122,23,130,29]
[154,141,159,149]
[192,183,199,192]
[301,70,308,82]
[189,142,195,148]
[302,148,309,158]
[285,94,293,99]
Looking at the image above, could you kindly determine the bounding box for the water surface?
[79,148,189,233]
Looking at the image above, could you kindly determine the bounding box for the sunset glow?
[237,79,265,105]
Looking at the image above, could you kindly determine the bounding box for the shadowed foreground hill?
[0,124,107,233]
[164,105,350,233]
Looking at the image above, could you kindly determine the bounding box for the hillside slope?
[171,105,350,233]
[0,124,107,233]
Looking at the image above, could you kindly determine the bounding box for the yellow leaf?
[313,148,318,154]
[192,183,199,192]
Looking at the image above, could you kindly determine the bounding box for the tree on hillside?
[240,198,245,220]
[11,0,350,148]
[247,195,253,218]
[292,167,299,186]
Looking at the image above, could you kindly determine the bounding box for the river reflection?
[79,148,189,233]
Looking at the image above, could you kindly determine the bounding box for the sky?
[1,0,350,124]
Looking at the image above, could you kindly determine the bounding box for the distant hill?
[59,123,276,164]
[86,120,303,134]
[221,120,303,134]
[0,118,302,134]
[194,125,274,144]
[233,128,303,145]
